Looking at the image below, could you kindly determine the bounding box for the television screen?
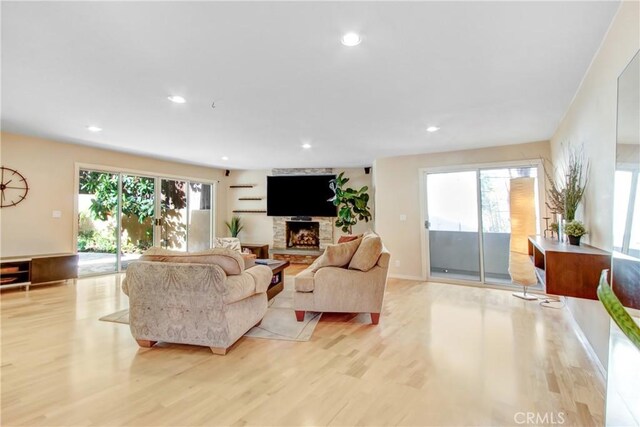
[267,175,337,217]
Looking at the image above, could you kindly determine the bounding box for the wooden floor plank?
[1,269,605,426]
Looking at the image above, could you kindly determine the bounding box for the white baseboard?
[389,273,424,281]
[564,299,607,386]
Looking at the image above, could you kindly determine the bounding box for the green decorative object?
[225,216,243,238]
[564,219,587,246]
[328,172,372,234]
[597,270,640,351]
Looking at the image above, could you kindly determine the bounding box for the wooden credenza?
[0,253,78,290]
[528,236,611,300]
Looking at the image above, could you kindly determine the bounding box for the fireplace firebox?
[286,221,320,249]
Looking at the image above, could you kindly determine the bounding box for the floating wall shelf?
[229,185,255,189]
[238,197,264,201]
[232,210,267,214]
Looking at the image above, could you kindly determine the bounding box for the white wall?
[549,0,639,371]
[225,168,374,245]
[0,132,228,257]
[374,141,550,279]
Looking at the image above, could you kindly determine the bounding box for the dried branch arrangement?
[543,144,590,221]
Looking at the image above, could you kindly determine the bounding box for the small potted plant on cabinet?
[564,220,587,246]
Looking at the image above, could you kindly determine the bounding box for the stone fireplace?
[286,221,320,249]
[272,216,334,263]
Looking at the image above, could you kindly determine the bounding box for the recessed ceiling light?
[86,125,102,132]
[168,95,186,104]
[221,156,229,161]
[426,126,440,133]
[301,143,312,149]
[341,32,361,47]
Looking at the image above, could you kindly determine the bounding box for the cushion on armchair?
[295,267,316,292]
[139,247,246,275]
[223,264,272,303]
[348,232,383,272]
[337,234,363,243]
[311,237,363,272]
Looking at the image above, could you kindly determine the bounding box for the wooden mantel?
[528,236,611,300]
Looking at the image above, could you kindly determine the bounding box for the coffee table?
[265,260,290,300]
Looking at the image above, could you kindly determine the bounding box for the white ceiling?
[1,1,620,169]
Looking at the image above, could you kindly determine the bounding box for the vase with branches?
[328,172,372,234]
[543,144,590,222]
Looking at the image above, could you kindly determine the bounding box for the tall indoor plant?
[544,144,590,222]
[328,172,372,234]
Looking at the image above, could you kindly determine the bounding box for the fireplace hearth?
[286,221,320,249]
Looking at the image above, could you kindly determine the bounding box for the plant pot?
[568,235,581,246]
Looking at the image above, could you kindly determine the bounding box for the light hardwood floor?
[1,269,605,426]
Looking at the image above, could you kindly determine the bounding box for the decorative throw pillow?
[311,238,363,272]
[139,247,246,275]
[212,237,242,252]
[338,234,363,244]
[348,232,383,272]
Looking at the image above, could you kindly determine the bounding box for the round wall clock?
[0,167,29,208]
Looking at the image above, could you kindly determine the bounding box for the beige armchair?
[122,248,272,355]
[293,247,390,324]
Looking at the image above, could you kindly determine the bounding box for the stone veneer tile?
[273,217,334,249]
[272,168,333,176]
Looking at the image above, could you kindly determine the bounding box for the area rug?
[99,308,129,324]
[99,280,321,342]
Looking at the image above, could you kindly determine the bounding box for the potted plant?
[564,220,587,246]
[225,216,243,238]
[328,172,372,234]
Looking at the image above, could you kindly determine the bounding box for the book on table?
[255,259,282,265]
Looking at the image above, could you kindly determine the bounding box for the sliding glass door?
[160,179,188,251]
[159,180,213,252]
[424,163,540,286]
[120,174,155,270]
[479,167,538,284]
[188,182,213,252]
[78,170,119,276]
[77,169,214,276]
[426,170,481,281]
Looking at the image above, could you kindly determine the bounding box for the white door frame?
[419,159,545,287]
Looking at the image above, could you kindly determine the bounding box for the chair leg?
[210,346,228,355]
[370,313,380,325]
[295,310,305,322]
[136,339,157,348]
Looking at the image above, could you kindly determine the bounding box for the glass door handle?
[424,220,430,229]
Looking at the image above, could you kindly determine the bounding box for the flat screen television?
[267,175,337,217]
